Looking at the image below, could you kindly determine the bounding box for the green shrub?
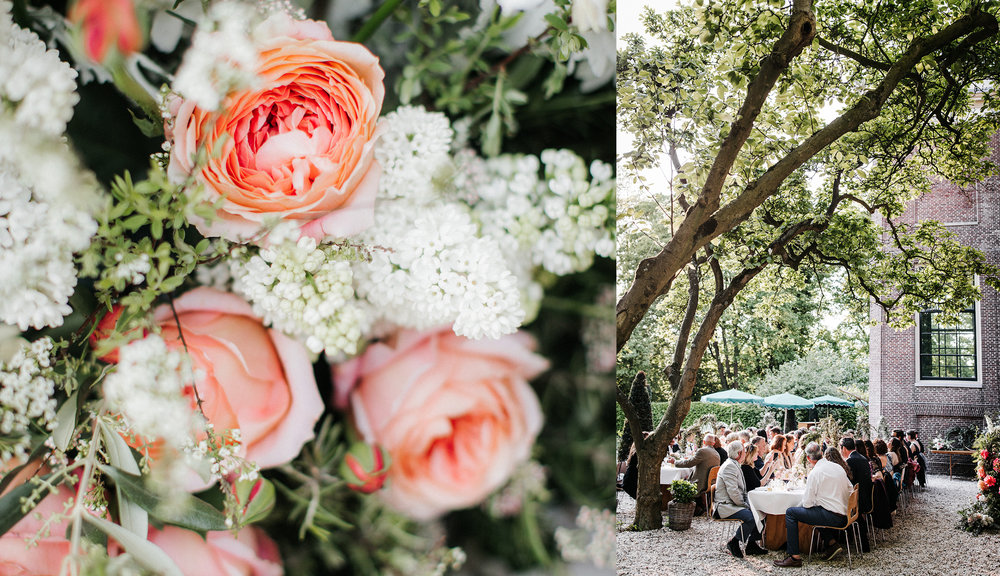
[670,479,698,504]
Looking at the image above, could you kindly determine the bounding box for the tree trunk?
[633,439,668,529]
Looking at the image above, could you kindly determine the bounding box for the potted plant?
[667,479,698,531]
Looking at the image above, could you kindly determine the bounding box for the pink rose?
[0,464,74,575]
[333,327,547,520]
[167,16,384,242]
[986,475,997,488]
[982,449,990,460]
[153,287,322,469]
[69,0,143,63]
[148,525,282,576]
[993,457,1000,472]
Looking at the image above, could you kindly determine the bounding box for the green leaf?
[0,473,49,538]
[84,515,183,576]
[99,465,229,533]
[52,393,77,452]
[102,427,148,540]
[128,109,164,138]
[544,13,568,31]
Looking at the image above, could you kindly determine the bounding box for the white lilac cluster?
[484,460,549,518]
[0,337,57,464]
[171,1,260,111]
[375,105,454,200]
[111,252,151,286]
[184,426,259,485]
[554,505,615,569]
[0,1,79,136]
[0,120,99,330]
[581,285,615,373]
[230,228,366,357]
[103,334,200,449]
[353,200,524,340]
[470,150,614,276]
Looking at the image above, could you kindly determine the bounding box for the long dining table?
[746,483,817,552]
[658,463,693,510]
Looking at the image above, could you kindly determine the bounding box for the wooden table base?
[761,513,816,553]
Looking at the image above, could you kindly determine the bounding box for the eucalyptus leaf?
[101,427,148,540]
[0,473,49,538]
[99,465,229,533]
[84,515,183,576]
[52,393,77,452]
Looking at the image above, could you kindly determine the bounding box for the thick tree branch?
[817,36,891,70]
[667,264,700,390]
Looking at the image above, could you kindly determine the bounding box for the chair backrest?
[707,465,720,490]
[847,485,859,524]
[706,465,720,512]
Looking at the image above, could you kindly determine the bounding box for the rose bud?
[89,305,146,363]
[339,442,390,494]
[233,476,276,525]
[69,0,143,64]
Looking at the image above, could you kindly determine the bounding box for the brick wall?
[869,133,1000,476]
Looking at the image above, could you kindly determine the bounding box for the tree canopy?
[616,0,1000,531]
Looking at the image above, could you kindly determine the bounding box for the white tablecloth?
[746,486,805,532]
[659,465,693,485]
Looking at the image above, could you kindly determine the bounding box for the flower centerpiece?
[0,0,615,573]
[959,416,1000,535]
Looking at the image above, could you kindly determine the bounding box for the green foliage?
[77,160,230,317]
[669,479,697,504]
[381,0,601,156]
[755,347,867,399]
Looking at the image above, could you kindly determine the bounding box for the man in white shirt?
[773,442,852,568]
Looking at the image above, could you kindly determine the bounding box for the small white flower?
[104,335,201,449]
[0,337,58,464]
[571,0,609,32]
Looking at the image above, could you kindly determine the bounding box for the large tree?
[617,0,1000,530]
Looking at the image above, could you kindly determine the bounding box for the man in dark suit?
[840,437,871,553]
[668,433,721,516]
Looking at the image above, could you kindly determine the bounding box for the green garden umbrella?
[810,394,856,417]
[700,389,763,423]
[762,393,815,431]
[762,393,815,409]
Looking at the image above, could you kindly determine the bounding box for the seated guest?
[726,432,741,445]
[783,433,795,467]
[668,434,722,515]
[888,437,908,487]
[750,436,768,472]
[738,430,752,445]
[714,435,729,464]
[669,436,682,454]
[742,439,776,491]
[621,432,650,500]
[757,428,768,440]
[773,443,852,568]
[763,435,789,472]
[767,426,781,442]
[714,441,768,558]
[906,429,927,487]
[840,437,871,553]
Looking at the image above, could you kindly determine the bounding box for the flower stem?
[520,497,551,566]
[351,0,406,44]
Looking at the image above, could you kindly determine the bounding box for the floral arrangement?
[0,0,615,574]
[959,416,1000,535]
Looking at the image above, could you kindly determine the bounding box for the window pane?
[918,308,977,381]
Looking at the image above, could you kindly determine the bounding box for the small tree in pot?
[667,479,698,531]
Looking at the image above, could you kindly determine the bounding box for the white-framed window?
[914,301,982,388]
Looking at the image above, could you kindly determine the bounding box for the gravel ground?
[616,475,1000,576]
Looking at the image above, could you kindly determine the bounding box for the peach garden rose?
[167,15,384,242]
[148,525,282,576]
[333,327,547,520]
[153,287,322,469]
